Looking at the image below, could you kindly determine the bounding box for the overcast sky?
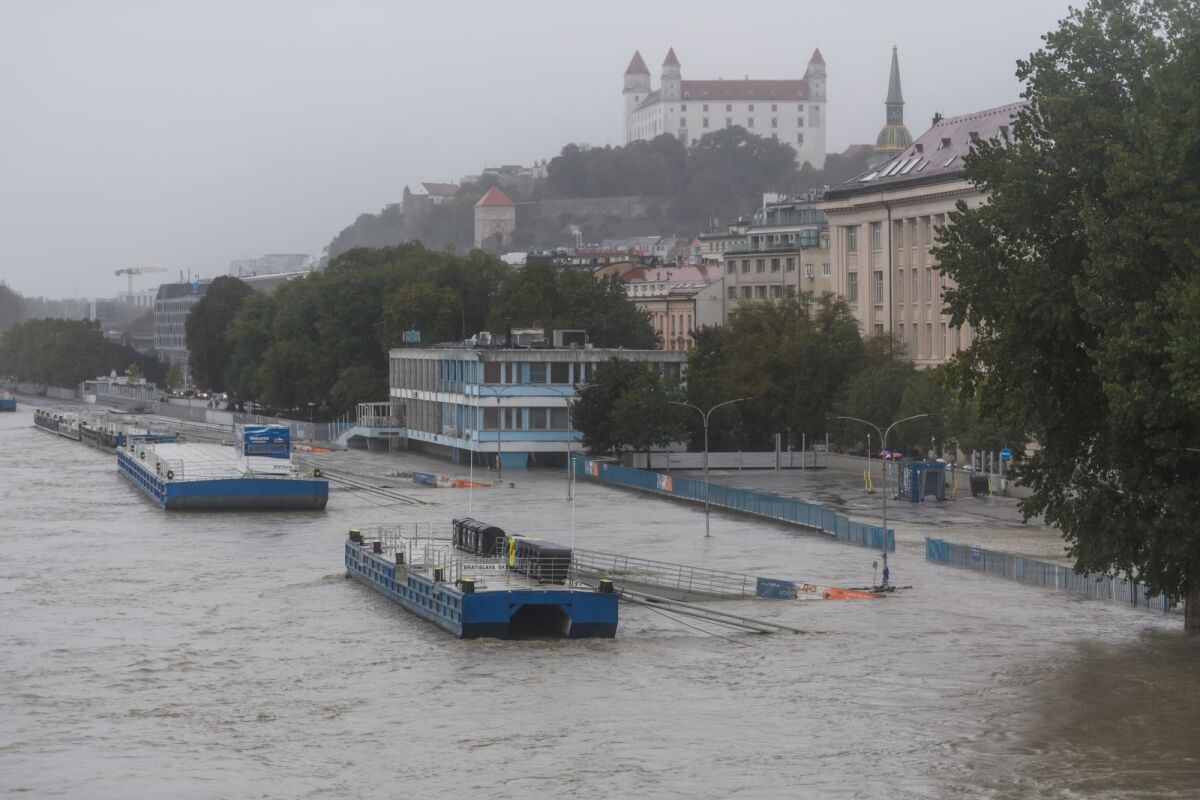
[0,0,1076,299]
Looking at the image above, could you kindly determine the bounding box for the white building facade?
[623,48,827,168]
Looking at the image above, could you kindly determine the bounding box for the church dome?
[875,123,913,154]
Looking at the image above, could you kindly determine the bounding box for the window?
[811,105,821,125]
[703,117,709,128]
[797,133,804,145]
[741,259,750,273]
[786,285,797,296]
[771,118,778,128]
[755,285,767,298]
[748,118,755,128]
[741,286,752,298]
[797,104,803,111]
[771,104,778,111]
[898,323,905,344]
[726,117,733,128]
[848,272,859,303]
[786,257,796,272]
[797,117,805,127]
[822,262,831,277]
[940,323,947,358]
[912,270,918,303]
[874,323,884,335]
[897,269,905,302]
[770,285,782,298]
[681,104,687,111]
[847,227,858,252]
[728,286,737,299]
[873,270,884,304]
[926,267,933,302]
[748,104,754,111]
[770,258,781,272]
[703,104,709,111]
[726,104,732,112]
[805,263,815,279]
[871,222,882,251]
[926,323,933,356]
[527,363,547,384]
[756,258,766,273]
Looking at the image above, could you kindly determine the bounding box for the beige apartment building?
[722,193,832,321]
[821,103,1022,366]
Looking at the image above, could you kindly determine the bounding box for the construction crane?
[114,266,168,299]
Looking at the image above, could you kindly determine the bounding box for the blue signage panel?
[236,424,291,458]
[1000,448,1012,461]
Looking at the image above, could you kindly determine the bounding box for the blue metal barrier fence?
[573,456,894,551]
[925,537,1183,615]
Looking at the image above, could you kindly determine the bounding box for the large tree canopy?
[936,0,1200,626]
[185,276,253,391]
[0,318,166,387]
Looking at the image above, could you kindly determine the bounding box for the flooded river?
[1,408,1197,798]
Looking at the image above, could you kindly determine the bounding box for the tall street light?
[477,385,512,483]
[543,383,603,501]
[837,412,937,587]
[668,397,753,538]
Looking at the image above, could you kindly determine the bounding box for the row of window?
[678,103,818,114]
[845,267,941,306]
[844,216,949,253]
[729,285,796,299]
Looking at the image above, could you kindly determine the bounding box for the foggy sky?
[0,0,1076,299]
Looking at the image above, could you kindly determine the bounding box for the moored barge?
[118,423,328,510]
[0,391,15,411]
[345,519,618,639]
[33,408,81,440]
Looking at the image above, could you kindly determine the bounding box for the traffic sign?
[1000,448,1012,461]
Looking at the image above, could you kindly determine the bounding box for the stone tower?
[660,47,681,101]
[623,51,651,144]
[473,186,516,251]
[873,46,913,165]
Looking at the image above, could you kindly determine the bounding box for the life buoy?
[313,468,322,478]
[166,470,174,480]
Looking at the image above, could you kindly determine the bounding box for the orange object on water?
[821,587,884,600]
[450,479,488,489]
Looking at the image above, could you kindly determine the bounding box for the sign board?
[1000,448,1012,461]
[402,330,421,343]
[236,423,291,459]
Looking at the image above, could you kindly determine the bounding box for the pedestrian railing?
[924,538,1184,615]
[573,456,894,551]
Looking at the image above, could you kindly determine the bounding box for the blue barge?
[118,424,328,511]
[0,391,15,412]
[345,521,618,639]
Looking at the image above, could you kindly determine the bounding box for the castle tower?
[873,46,913,164]
[661,48,681,101]
[474,187,516,251]
[623,51,651,144]
[804,48,826,101]
[802,48,828,168]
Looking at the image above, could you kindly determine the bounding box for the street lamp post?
[477,385,510,484]
[668,397,753,538]
[837,412,937,587]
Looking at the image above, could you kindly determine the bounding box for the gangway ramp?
[569,548,795,602]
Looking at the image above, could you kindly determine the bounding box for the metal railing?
[570,548,757,598]
[574,457,894,551]
[925,538,1184,615]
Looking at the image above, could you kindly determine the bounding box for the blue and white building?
[388,343,686,469]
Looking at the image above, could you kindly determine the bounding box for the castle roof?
[475,186,514,207]
[419,182,459,197]
[625,51,649,75]
[828,102,1025,200]
[636,79,810,110]
[809,48,825,65]
[663,47,680,67]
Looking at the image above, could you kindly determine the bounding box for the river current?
[1,408,1197,799]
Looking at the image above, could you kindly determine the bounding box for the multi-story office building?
[153,280,209,381]
[821,102,1023,366]
[389,343,687,469]
[721,193,832,321]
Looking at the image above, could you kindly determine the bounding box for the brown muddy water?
[1,408,1197,799]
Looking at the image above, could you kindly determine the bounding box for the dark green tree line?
[0,318,166,387]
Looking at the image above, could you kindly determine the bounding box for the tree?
[126,362,141,385]
[378,283,464,347]
[0,283,23,332]
[572,359,684,456]
[0,318,166,388]
[165,363,183,392]
[935,0,1200,627]
[185,276,253,392]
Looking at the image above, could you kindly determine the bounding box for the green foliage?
[935,0,1200,614]
[673,127,807,221]
[0,318,166,387]
[0,283,24,332]
[165,363,183,392]
[378,283,464,347]
[547,136,689,198]
[685,294,866,450]
[126,362,141,384]
[572,358,686,455]
[185,276,253,392]
[486,264,657,349]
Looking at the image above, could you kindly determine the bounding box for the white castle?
[623,48,827,168]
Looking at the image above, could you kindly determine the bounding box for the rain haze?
[1,0,1075,298]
